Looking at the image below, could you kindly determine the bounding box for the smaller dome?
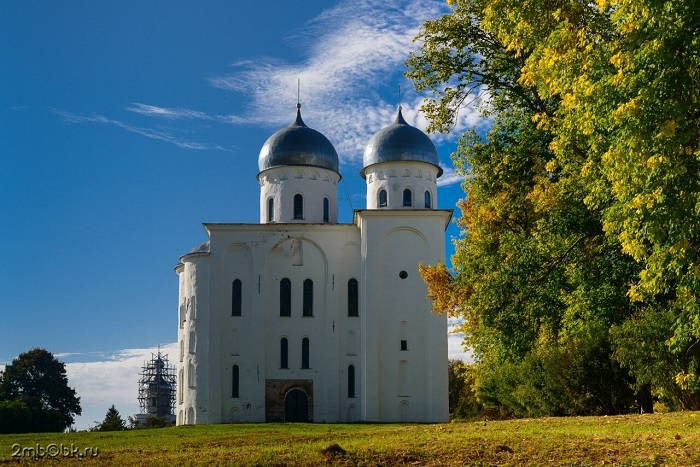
[181,241,210,258]
[361,107,442,178]
[258,105,339,174]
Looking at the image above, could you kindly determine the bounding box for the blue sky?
[1,0,482,429]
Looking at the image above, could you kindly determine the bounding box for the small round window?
[399,271,408,279]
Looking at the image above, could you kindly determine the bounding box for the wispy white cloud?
[126,103,214,121]
[53,0,489,160]
[201,0,486,165]
[54,110,228,151]
[437,165,464,188]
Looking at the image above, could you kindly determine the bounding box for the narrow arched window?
[280,338,289,369]
[348,278,358,317]
[378,189,387,207]
[188,361,195,387]
[301,337,310,369]
[280,278,291,316]
[303,279,313,316]
[189,330,196,354]
[294,194,304,219]
[348,364,356,398]
[323,197,329,222]
[403,188,412,207]
[231,279,242,316]
[267,197,274,222]
[232,365,240,398]
[424,190,431,208]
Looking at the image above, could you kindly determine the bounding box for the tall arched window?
[303,279,313,316]
[301,337,310,369]
[267,197,274,222]
[424,190,431,208]
[378,189,387,207]
[323,197,329,222]
[293,194,304,219]
[231,279,242,316]
[280,338,289,369]
[403,188,413,207]
[232,365,240,398]
[280,278,291,316]
[348,278,358,317]
[348,365,356,398]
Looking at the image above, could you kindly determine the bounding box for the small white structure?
[175,104,451,423]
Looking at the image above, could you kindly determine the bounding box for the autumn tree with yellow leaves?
[409,0,700,416]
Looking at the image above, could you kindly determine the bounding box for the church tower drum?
[361,106,441,210]
[257,104,341,224]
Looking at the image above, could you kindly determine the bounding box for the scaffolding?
[135,350,176,424]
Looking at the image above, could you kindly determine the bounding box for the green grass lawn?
[1,412,699,466]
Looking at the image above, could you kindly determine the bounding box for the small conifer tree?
[96,405,127,431]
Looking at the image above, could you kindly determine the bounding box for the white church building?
[175,104,451,424]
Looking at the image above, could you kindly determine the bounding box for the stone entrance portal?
[265,379,313,422]
[284,388,309,422]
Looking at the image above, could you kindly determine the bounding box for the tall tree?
[409,0,700,413]
[0,348,81,433]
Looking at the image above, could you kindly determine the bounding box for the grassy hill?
[1,412,699,465]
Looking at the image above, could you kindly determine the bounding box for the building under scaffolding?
[133,350,176,426]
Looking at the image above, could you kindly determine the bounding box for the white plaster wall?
[197,223,360,423]
[364,161,439,210]
[357,209,451,423]
[258,167,340,223]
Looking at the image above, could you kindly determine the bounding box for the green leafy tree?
[0,348,81,433]
[95,405,126,431]
[448,359,483,419]
[408,0,678,415]
[477,0,700,401]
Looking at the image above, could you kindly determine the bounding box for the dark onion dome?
[361,107,442,178]
[258,104,339,174]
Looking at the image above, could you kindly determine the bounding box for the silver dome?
[258,105,339,173]
[361,107,442,178]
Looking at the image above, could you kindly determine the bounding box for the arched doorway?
[284,388,309,422]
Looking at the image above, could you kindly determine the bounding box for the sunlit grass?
[1,412,699,465]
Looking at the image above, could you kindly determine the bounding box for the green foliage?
[411,0,700,415]
[448,359,483,420]
[0,348,81,433]
[95,405,127,431]
[612,308,700,410]
[142,415,175,428]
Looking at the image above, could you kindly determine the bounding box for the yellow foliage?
[418,262,468,315]
[612,68,624,86]
[658,120,677,138]
[675,371,697,390]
